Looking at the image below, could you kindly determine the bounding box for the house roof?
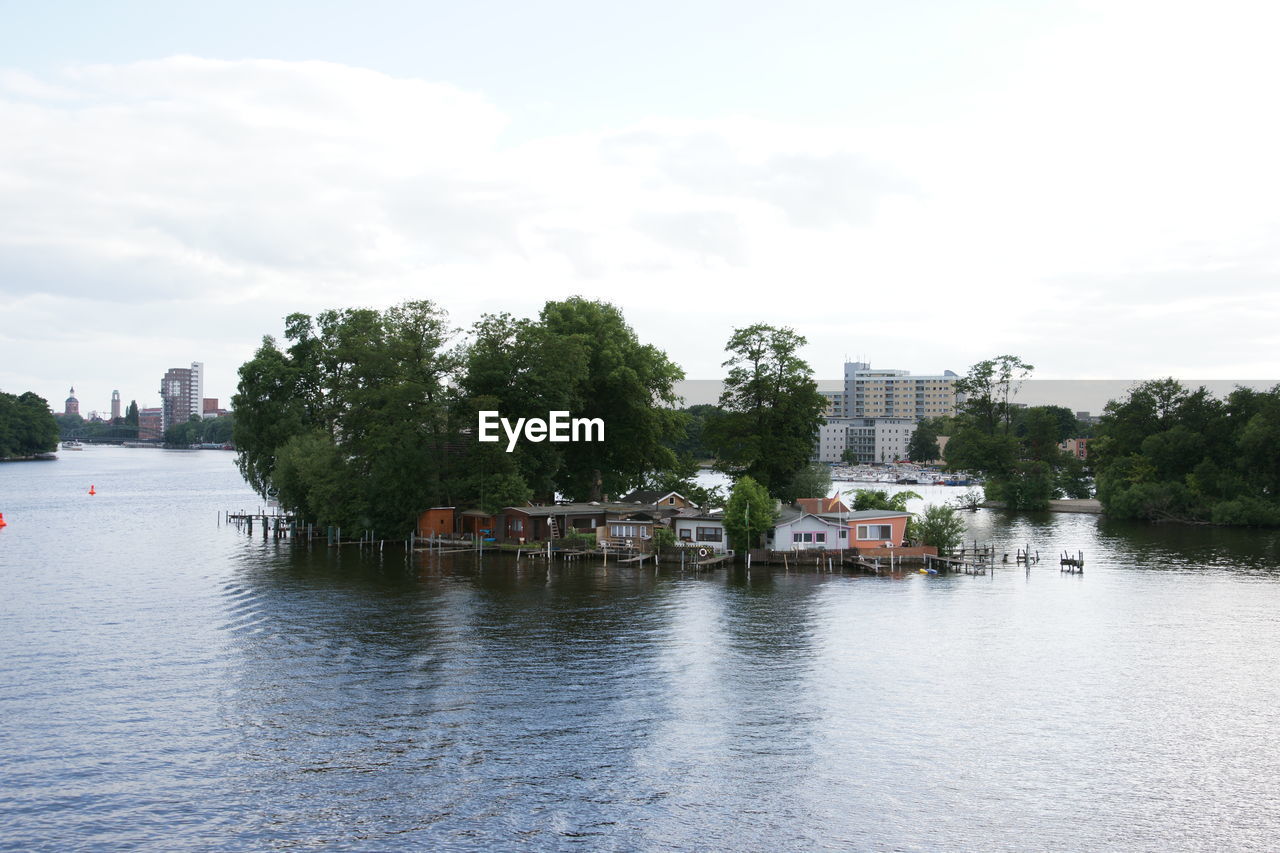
[774,505,911,528]
[797,496,851,515]
[817,509,912,521]
[618,489,688,504]
[505,502,641,517]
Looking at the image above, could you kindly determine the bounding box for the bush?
[916,504,966,552]
[1209,497,1280,527]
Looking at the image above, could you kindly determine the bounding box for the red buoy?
[0,512,7,527]
[89,485,96,496]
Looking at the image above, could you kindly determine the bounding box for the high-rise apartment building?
[842,362,959,421]
[159,362,204,432]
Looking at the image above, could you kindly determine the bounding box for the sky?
[3,0,1279,416]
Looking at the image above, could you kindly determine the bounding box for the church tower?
[64,387,80,417]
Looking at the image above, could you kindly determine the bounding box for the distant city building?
[843,362,960,420]
[819,390,846,418]
[111,390,121,421]
[159,362,203,432]
[64,387,79,417]
[1060,437,1090,460]
[814,361,958,463]
[138,407,163,441]
[202,398,228,419]
[814,417,917,464]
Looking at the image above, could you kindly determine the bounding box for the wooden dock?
[1060,550,1085,573]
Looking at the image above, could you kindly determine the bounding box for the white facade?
[671,517,729,553]
[766,514,850,551]
[814,417,917,464]
[816,422,850,463]
[873,418,916,463]
[843,361,959,420]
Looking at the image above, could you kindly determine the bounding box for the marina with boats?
[829,462,979,487]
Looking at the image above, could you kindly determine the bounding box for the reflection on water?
[3,449,1280,850]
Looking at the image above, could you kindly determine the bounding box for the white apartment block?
[843,362,960,420]
[814,417,917,464]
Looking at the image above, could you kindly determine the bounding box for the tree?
[164,414,204,447]
[788,463,832,499]
[955,355,1034,436]
[536,298,685,501]
[984,460,1055,511]
[666,404,722,461]
[1014,406,1069,463]
[637,453,723,509]
[125,400,139,427]
[233,300,458,536]
[705,324,826,500]
[906,421,941,463]
[847,488,920,512]
[0,391,58,458]
[1091,380,1280,525]
[915,504,965,551]
[459,299,685,503]
[723,476,776,552]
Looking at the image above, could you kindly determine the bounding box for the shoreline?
[981,498,1103,514]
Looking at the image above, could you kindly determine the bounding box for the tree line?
[55,401,141,443]
[232,299,828,538]
[1090,379,1280,526]
[0,391,59,458]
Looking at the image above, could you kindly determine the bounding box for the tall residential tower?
[159,362,204,432]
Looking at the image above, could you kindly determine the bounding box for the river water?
[3,448,1280,851]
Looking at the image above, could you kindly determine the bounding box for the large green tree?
[723,475,776,552]
[954,355,1034,436]
[458,298,685,502]
[0,391,59,458]
[233,300,457,536]
[705,324,826,501]
[906,420,941,463]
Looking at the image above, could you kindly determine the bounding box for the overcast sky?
[3,0,1278,416]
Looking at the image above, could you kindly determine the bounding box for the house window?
[679,529,693,541]
[610,524,641,538]
[509,519,524,533]
[815,532,825,543]
[857,524,893,540]
[573,518,594,530]
[696,527,722,542]
[792,532,813,543]
[840,529,848,540]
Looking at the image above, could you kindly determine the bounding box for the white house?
[766,506,851,551]
[765,506,914,550]
[671,513,729,554]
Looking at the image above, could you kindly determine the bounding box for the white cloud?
[3,39,1280,411]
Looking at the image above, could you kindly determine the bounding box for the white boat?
[62,440,83,450]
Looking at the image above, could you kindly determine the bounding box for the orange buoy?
[89,485,96,496]
[0,512,6,527]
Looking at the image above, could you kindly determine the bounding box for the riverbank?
[982,498,1103,514]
